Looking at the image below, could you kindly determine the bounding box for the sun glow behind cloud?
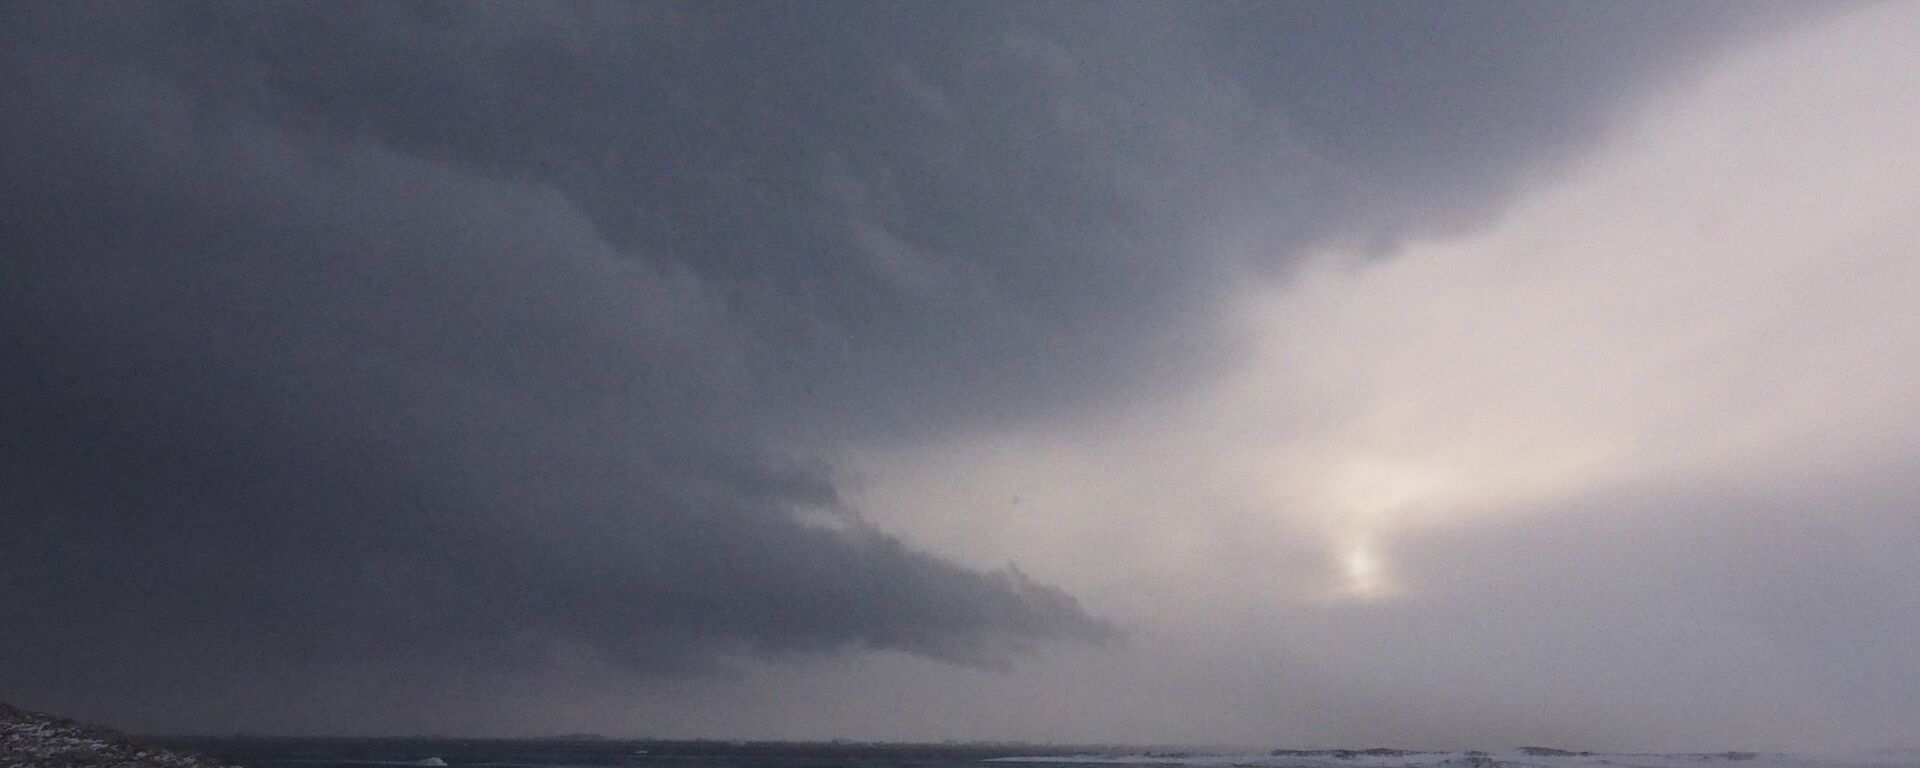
[1226,1,1920,597]
[857,1,1920,615]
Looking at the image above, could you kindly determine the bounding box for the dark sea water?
[146,737,1107,768]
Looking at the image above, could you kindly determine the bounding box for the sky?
[3,0,1917,752]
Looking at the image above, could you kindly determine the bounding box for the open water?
[148,737,1109,768]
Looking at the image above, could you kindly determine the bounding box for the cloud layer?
[852,2,1920,749]
[2,1,1119,729]
[0,0,1864,743]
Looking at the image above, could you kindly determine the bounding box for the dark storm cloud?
[0,1,1109,722]
[1,0,1835,734]
[31,0,1807,435]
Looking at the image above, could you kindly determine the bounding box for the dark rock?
[0,702,237,768]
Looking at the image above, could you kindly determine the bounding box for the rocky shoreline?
[1,702,235,768]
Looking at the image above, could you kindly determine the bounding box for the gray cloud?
[0,0,1847,739]
[838,4,1920,747]
[1,2,1109,729]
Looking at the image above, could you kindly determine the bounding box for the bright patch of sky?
[849,2,1920,748]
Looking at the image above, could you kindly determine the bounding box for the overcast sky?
[4,0,1917,752]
